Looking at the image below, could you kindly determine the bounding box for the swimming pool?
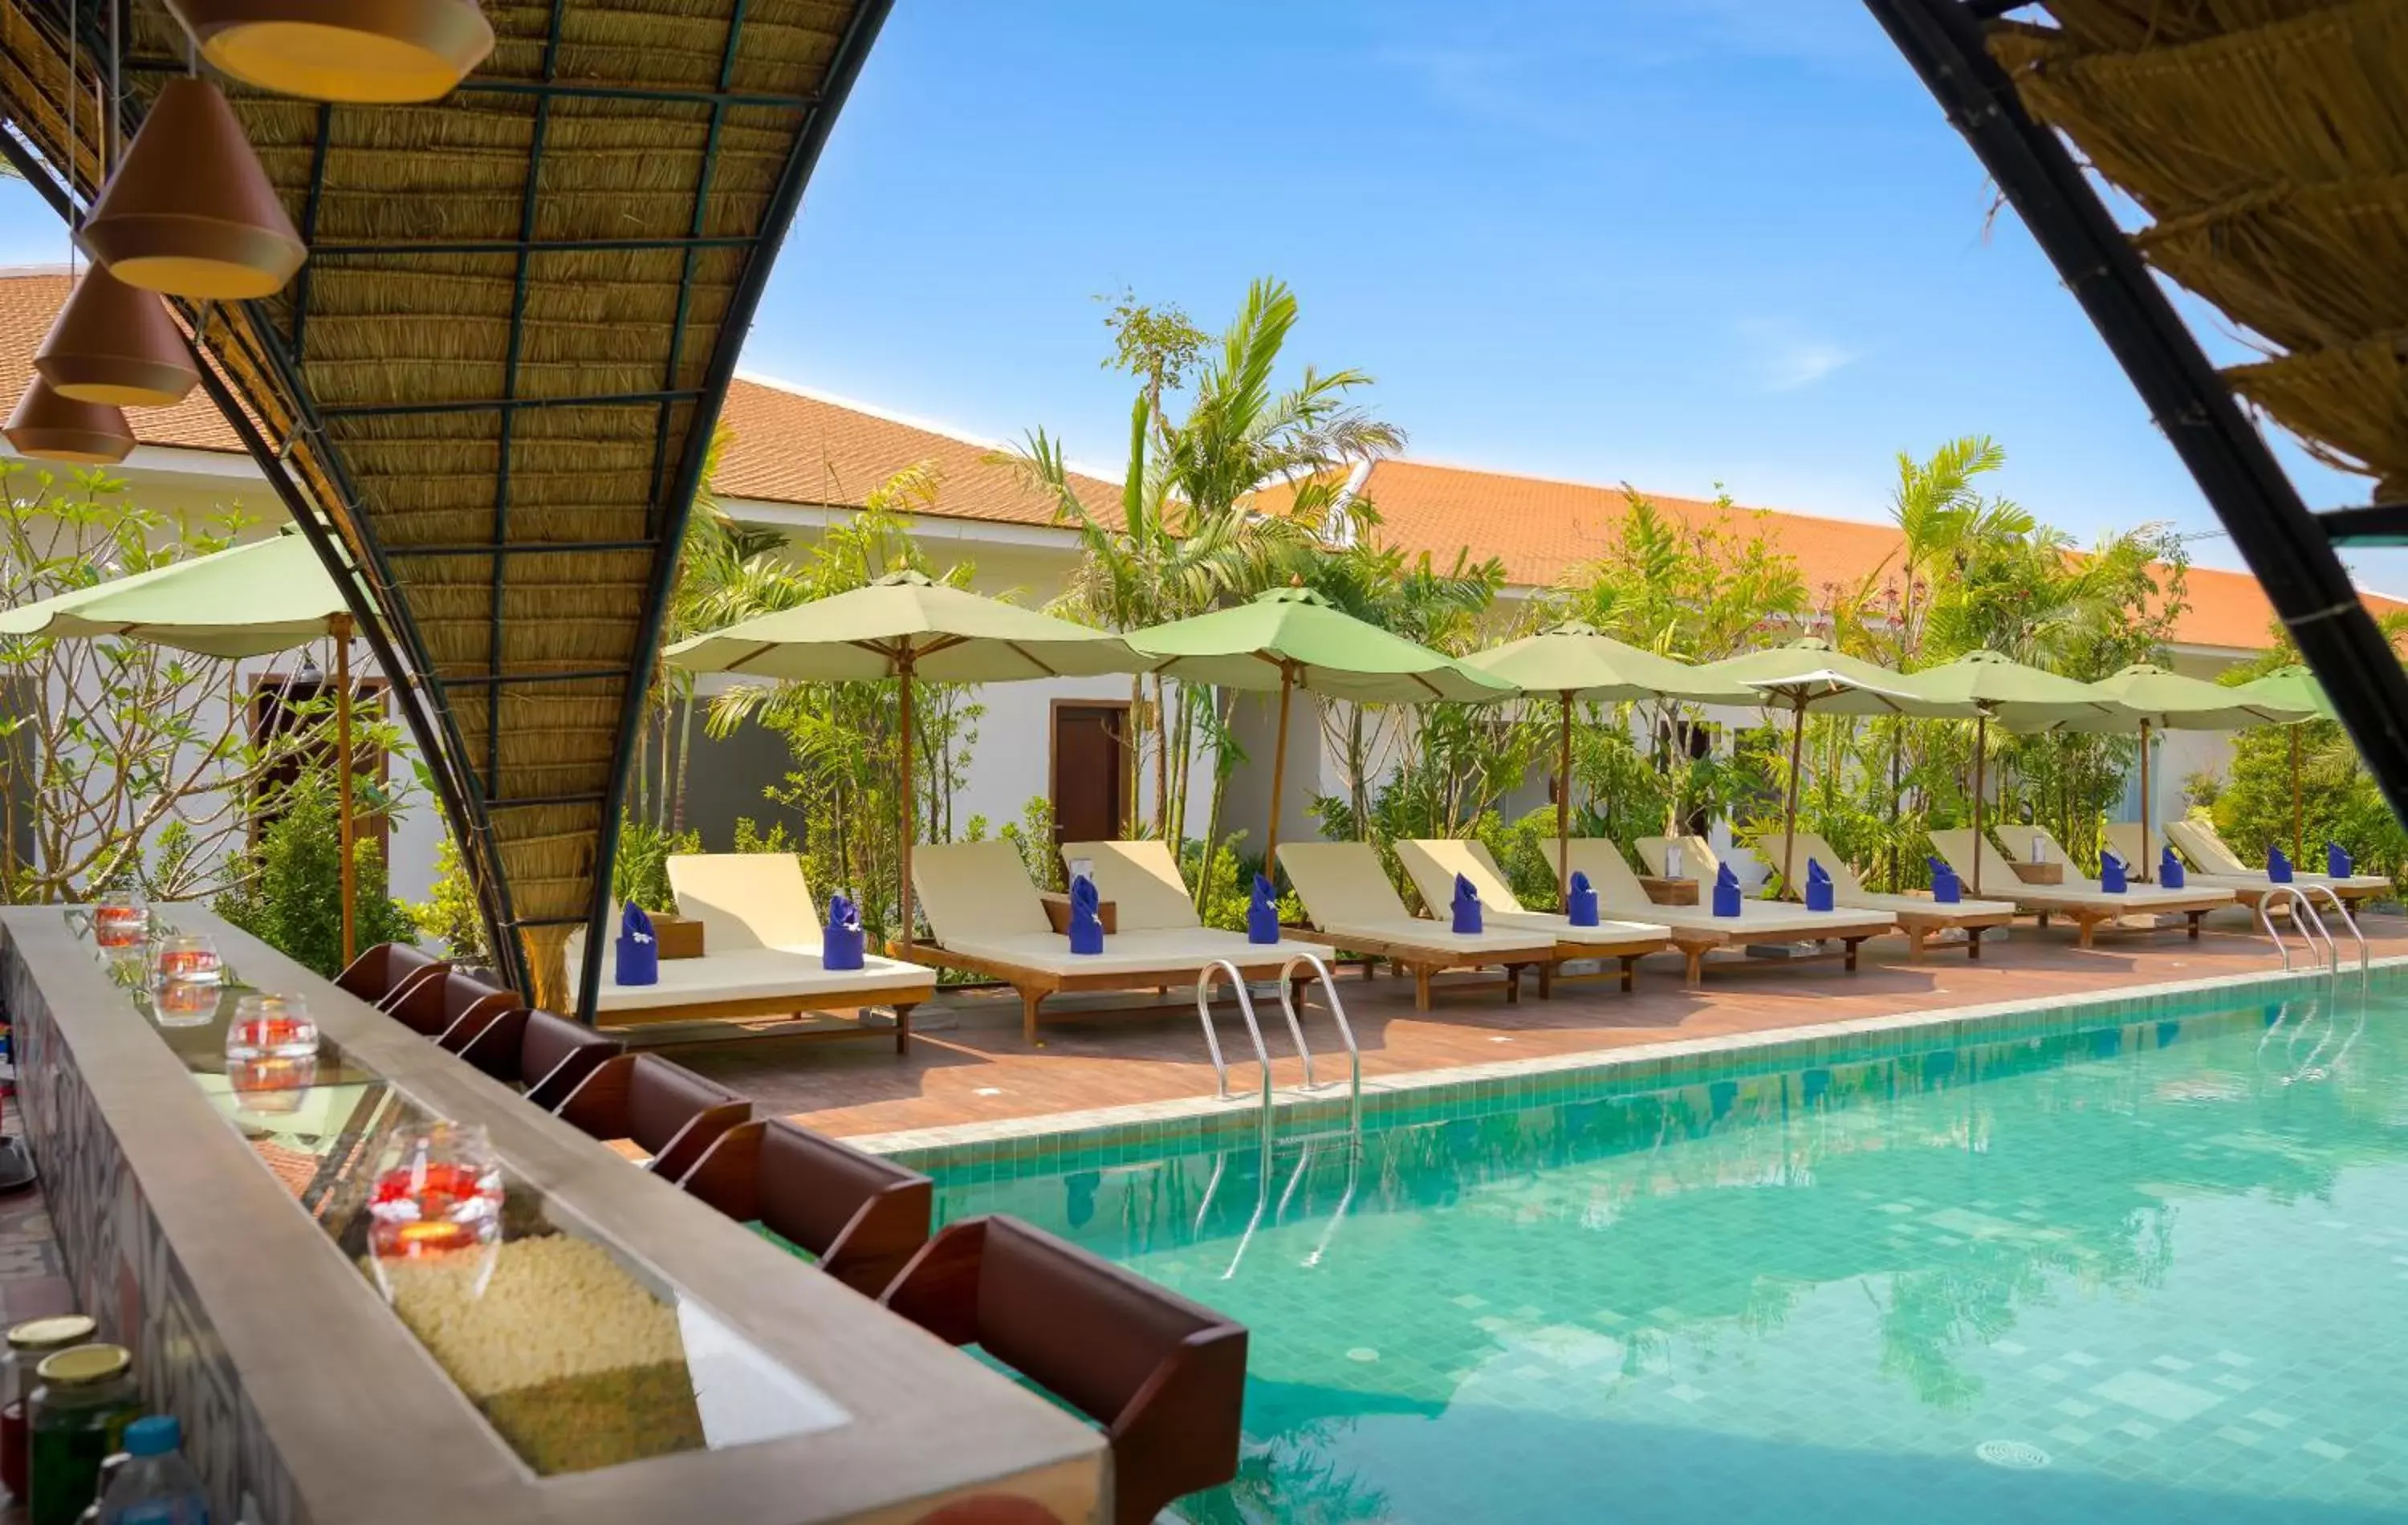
[916,978,2408,1522]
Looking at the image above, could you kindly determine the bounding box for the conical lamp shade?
[79,79,307,301]
[165,0,494,104]
[35,267,201,408]
[5,379,135,465]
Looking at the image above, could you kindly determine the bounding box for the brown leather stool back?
[388,970,518,1047]
[334,942,449,1010]
[554,1053,749,1178]
[881,1216,1247,1525]
[675,1119,931,1295]
[457,1009,624,1110]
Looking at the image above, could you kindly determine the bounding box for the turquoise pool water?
[922,986,2408,1523]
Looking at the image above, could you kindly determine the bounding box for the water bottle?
[96,1417,206,1525]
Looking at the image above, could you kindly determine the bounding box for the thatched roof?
[1991,2,2408,498]
[0,0,889,1005]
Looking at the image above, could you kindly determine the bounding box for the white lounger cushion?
[1927,830,2229,910]
[1278,842,1556,958]
[1560,839,1891,938]
[1759,831,2018,919]
[911,840,1056,941]
[562,937,934,1012]
[666,852,820,950]
[938,928,1327,978]
[1394,840,1668,944]
[2159,819,2390,893]
[1059,840,1202,930]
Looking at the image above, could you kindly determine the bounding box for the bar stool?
[674,1118,931,1296]
[333,941,449,1011]
[456,1009,625,1110]
[551,1053,749,1178]
[387,970,519,1050]
[881,1216,1247,1525]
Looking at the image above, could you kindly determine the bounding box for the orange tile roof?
[1,272,2382,653]
[1336,459,2402,654]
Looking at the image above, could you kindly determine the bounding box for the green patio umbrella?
[2225,664,2337,863]
[2084,662,2312,881]
[665,570,1147,950]
[1900,651,2133,896]
[1126,585,1514,867]
[0,532,371,962]
[1704,639,1975,894]
[1463,620,1752,903]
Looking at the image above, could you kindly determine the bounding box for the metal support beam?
[579,0,897,1024]
[114,55,820,111]
[311,234,759,258]
[487,792,612,811]
[2319,504,2408,548]
[385,539,661,559]
[1864,0,2408,831]
[290,104,333,358]
[316,388,703,421]
[433,667,635,688]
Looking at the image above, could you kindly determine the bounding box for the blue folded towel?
[1566,870,1600,927]
[1928,856,1960,904]
[1451,873,1483,934]
[616,901,659,986]
[823,892,864,970]
[2268,846,2293,884]
[1711,863,1743,918]
[2100,851,2127,894]
[1804,858,1834,913]
[2328,842,2353,878]
[2160,845,2185,890]
[1068,873,1105,954]
[1247,872,1280,946]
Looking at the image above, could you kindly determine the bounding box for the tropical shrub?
[407,836,488,965]
[217,767,416,976]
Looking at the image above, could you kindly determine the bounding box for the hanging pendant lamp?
[35,266,201,409]
[164,0,494,104]
[5,379,136,466]
[79,78,306,302]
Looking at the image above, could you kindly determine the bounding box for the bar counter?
[0,908,1105,1525]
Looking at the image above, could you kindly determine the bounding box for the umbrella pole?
[2292,728,2304,862]
[897,659,916,958]
[1266,665,1294,875]
[1556,692,1573,908]
[1781,698,1805,895]
[1973,712,1987,898]
[332,614,356,968]
[2138,718,2153,880]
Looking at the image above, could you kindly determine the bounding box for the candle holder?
[367,1121,504,1285]
[228,1053,318,1114]
[226,994,319,1060]
[92,889,148,950]
[148,932,223,1027]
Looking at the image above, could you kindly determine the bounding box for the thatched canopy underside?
[0,0,885,1003]
[1993,1,2408,500]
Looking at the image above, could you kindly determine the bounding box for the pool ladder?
[1193,954,1364,1279]
[2257,885,2368,991]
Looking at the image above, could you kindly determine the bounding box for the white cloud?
[1732,318,1862,392]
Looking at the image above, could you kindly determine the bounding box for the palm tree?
[1003,277,1404,855]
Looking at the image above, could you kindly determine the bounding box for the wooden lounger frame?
[1642,915,1896,986]
[895,941,1310,1045]
[1883,905,2015,961]
[2023,897,2227,949]
[1277,922,1556,1010]
[590,979,929,1052]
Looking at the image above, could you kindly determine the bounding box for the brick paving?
[653,910,2408,1141]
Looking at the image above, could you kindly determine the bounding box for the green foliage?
[612,816,702,910]
[217,768,416,977]
[1179,835,1300,932]
[998,796,1060,893]
[406,836,488,965]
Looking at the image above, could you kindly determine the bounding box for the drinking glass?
[226,994,319,1060]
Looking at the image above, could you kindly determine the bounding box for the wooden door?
[1051,702,1129,847]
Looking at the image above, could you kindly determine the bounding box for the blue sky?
[4,0,2394,589]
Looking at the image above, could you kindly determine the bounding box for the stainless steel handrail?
[1194,959,1272,1108]
[2305,884,2370,989]
[1279,952,1363,1138]
[2257,885,2336,981]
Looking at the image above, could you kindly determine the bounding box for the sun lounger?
[1560,840,1897,985]
[1634,835,1720,889]
[564,853,935,1049]
[2154,819,2393,904]
[1751,830,2016,961]
[1392,840,1672,991]
[1928,828,2234,948]
[909,840,1326,1043]
[1275,842,1558,1009]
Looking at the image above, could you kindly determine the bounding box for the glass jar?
[27,1344,139,1525]
[367,1122,504,1301]
[90,891,148,952]
[147,934,222,1028]
[226,993,318,1061]
[0,1316,97,1500]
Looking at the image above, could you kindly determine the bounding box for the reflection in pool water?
[927,991,2408,1523]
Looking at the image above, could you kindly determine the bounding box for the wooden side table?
[2010,861,2065,886]
[1638,876,1700,906]
[1038,893,1119,934]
